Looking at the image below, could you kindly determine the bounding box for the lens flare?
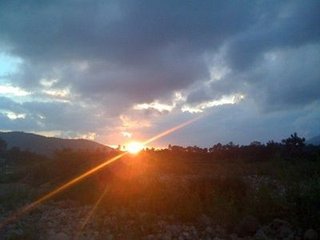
[127,141,144,154]
[0,115,202,229]
[74,186,109,240]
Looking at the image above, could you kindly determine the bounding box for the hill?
[0,131,114,156]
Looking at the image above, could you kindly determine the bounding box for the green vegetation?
[0,133,319,232]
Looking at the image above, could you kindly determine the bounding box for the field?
[0,143,320,239]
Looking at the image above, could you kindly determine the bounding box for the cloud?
[0,84,30,96]
[225,0,320,71]
[0,0,257,105]
[0,0,319,145]
[182,94,245,113]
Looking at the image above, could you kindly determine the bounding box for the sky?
[0,0,319,147]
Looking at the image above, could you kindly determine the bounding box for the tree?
[250,141,262,146]
[281,132,305,159]
[282,132,305,148]
[209,143,223,152]
[0,138,7,155]
[0,138,7,176]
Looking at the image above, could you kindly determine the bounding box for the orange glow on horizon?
[0,115,202,229]
[126,141,144,154]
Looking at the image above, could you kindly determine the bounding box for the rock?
[178,235,185,240]
[198,214,212,226]
[11,228,24,236]
[4,228,25,240]
[255,219,295,240]
[304,229,318,240]
[158,220,167,229]
[162,232,172,240]
[48,232,69,240]
[166,224,181,237]
[103,216,111,225]
[145,234,155,240]
[271,219,294,239]
[255,228,271,240]
[237,215,260,237]
[206,226,214,234]
[213,237,222,240]
[215,225,226,235]
[182,231,190,239]
[270,219,290,230]
[203,237,212,240]
[229,233,238,240]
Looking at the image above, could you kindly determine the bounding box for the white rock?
[48,232,69,240]
[304,229,318,240]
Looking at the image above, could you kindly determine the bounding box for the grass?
[1,150,320,232]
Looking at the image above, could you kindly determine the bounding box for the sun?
[126,141,144,154]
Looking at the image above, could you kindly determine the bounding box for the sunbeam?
[0,152,127,229]
[0,116,201,229]
[143,116,202,145]
[74,185,109,240]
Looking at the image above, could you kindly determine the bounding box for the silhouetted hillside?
[0,131,113,157]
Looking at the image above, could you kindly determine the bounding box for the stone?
[304,229,318,240]
[198,214,212,226]
[182,231,190,239]
[11,228,24,236]
[48,232,69,240]
[271,219,294,239]
[206,226,214,234]
[255,228,271,240]
[237,216,260,237]
[163,232,172,240]
[213,237,223,240]
[166,224,181,237]
[229,233,239,240]
[178,235,185,240]
[145,234,155,240]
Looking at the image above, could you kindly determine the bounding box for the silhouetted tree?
[266,140,282,158]
[282,132,305,148]
[250,141,262,146]
[0,138,7,175]
[0,138,7,154]
[209,143,223,152]
[282,132,305,159]
[169,145,185,153]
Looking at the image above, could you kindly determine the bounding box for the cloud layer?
[0,0,319,146]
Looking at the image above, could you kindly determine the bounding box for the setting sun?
[126,141,144,154]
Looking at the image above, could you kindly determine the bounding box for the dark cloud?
[0,0,255,60]
[226,0,320,71]
[150,100,320,147]
[253,44,320,110]
[0,96,114,134]
[0,0,258,104]
[0,96,22,112]
[193,44,320,113]
[0,0,319,144]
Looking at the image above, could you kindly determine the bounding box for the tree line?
[145,133,320,161]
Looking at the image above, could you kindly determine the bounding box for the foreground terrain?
[0,138,319,239]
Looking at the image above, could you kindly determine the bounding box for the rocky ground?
[0,200,318,240]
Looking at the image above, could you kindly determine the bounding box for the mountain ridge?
[0,131,113,157]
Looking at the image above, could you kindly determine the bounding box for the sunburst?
[127,141,144,154]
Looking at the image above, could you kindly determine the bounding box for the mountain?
[307,135,320,146]
[0,131,114,156]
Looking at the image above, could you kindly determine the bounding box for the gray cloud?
[0,0,257,103]
[226,0,320,71]
[0,0,319,144]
